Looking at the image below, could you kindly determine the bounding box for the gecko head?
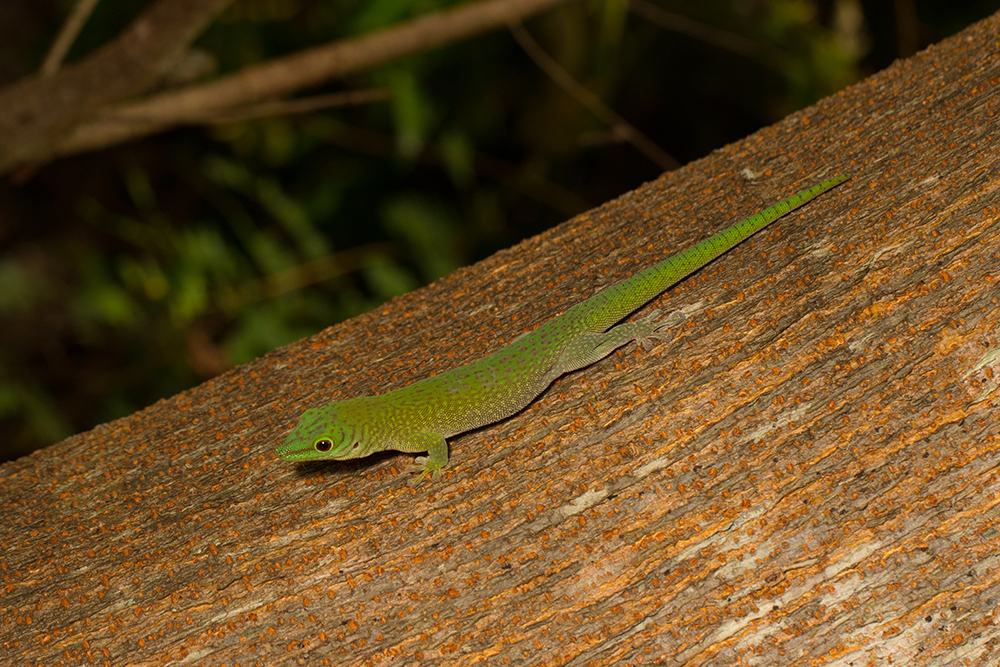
[276,403,369,462]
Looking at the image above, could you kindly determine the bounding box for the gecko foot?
[636,309,686,350]
[407,456,444,487]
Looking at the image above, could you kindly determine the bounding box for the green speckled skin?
[277,174,850,483]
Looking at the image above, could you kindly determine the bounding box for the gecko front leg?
[407,432,450,486]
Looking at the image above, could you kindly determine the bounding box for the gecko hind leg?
[550,309,687,377]
[635,308,686,350]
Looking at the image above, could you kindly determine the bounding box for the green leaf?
[386,69,436,159]
[255,177,330,259]
[380,195,462,281]
[124,166,157,211]
[169,269,208,324]
[225,302,313,365]
[348,0,451,34]
[439,128,475,189]
[361,261,419,300]
[202,154,253,190]
[0,379,72,446]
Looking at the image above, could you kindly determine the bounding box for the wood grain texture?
[3,12,1000,667]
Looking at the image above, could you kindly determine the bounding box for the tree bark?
[3,11,1000,667]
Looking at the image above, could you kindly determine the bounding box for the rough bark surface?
[3,12,1000,667]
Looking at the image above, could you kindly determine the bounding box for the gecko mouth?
[275,434,314,461]
[275,443,307,461]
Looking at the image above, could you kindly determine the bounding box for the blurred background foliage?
[0,0,995,461]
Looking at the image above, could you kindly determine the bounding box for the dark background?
[0,0,995,461]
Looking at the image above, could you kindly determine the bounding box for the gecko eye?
[314,438,333,452]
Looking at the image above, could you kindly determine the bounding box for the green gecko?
[277,173,850,483]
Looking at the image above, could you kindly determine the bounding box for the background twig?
[39,0,102,76]
[509,21,680,171]
[1,0,574,172]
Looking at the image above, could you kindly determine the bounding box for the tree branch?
[0,0,234,173]
[0,0,575,174]
[39,0,103,77]
[508,21,680,171]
